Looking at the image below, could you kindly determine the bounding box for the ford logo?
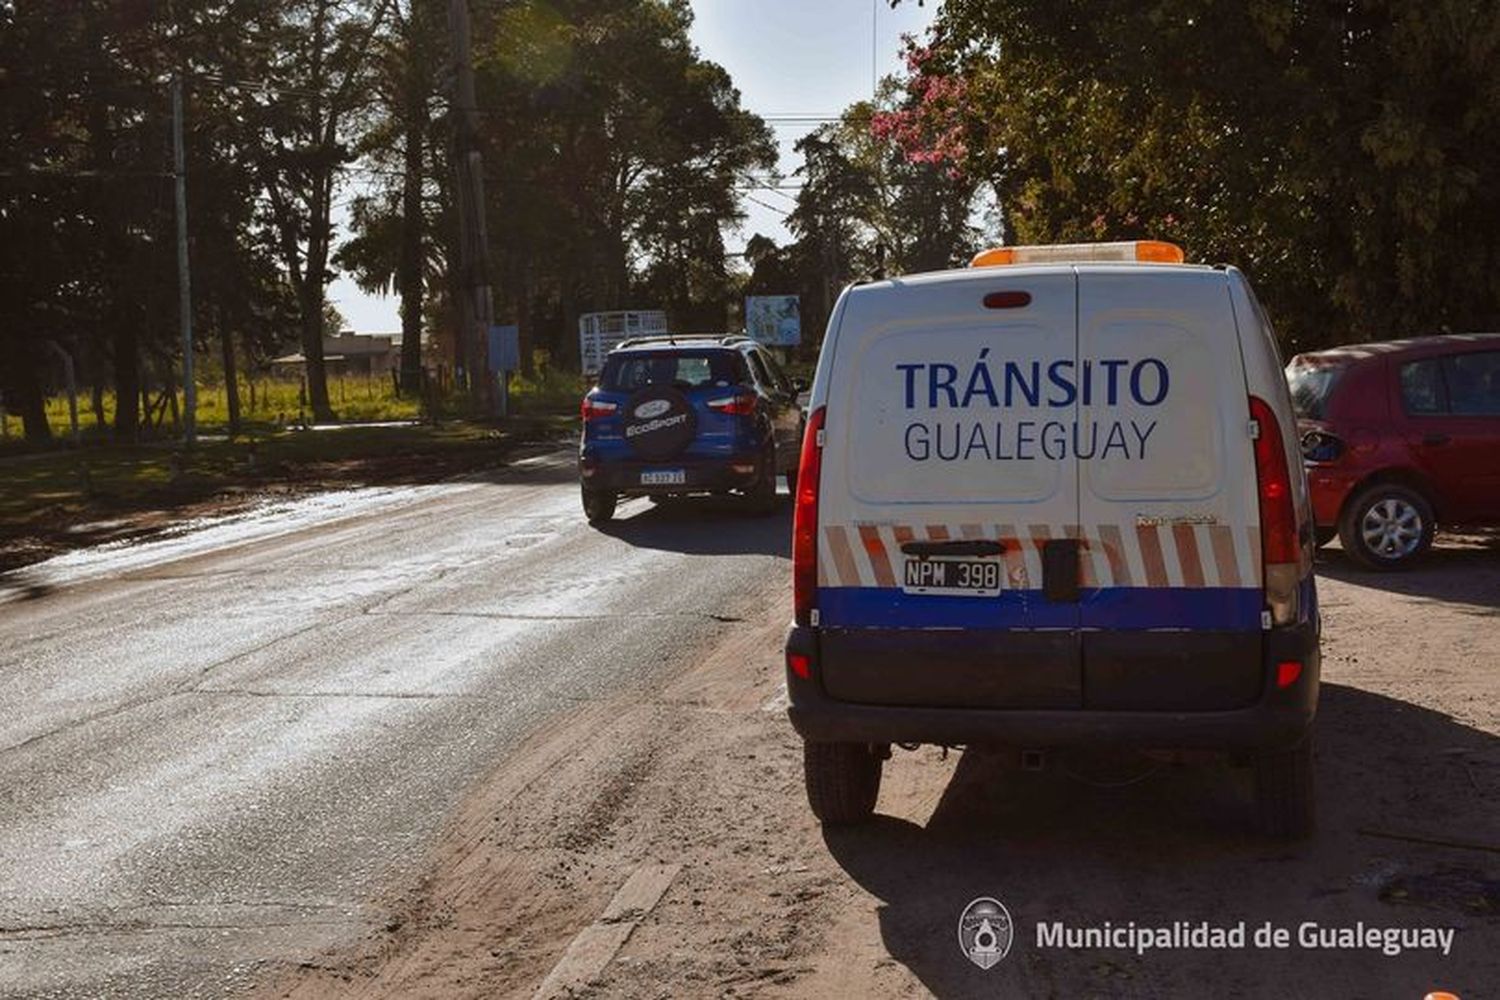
[634,399,672,419]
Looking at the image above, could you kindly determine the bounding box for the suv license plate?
[640,469,686,485]
[901,557,1003,597]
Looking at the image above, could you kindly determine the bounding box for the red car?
[1287,333,1500,568]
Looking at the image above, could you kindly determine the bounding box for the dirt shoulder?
[262,539,1500,999]
[0,417,573,573]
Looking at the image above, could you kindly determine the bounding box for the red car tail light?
[792,406,826,627]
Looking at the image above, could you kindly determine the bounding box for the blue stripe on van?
[816,586,1262,631]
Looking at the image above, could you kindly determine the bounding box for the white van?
[784,242,1320,837]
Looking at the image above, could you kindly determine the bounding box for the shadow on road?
[597,493,792,558]
[1317,536,1500,611]
[0,567,55,602]
[821,683,1500,997]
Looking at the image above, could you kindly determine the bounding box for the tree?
[766,95,984,348]
[883,0,1500,350]
[259,0,392,422]
[469,0,775,358]
[0,0,304,442]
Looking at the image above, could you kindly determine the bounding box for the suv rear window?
[601,352,742,391]
[1287,362,1345,419]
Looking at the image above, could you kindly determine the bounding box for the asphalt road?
[0,448,793,999]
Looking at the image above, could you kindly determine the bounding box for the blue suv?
[578,335,806,523]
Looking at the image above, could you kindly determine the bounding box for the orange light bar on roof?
[970,240,1185,267]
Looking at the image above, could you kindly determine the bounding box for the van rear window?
[601,352,742,391]
[1286,363,1344,419]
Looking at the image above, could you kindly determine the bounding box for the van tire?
[1253,737,1315,839]
[581,487,617,524]
[1338,483,1434,569]
[803,741,882,825]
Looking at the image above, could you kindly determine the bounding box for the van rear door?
[1076,268,1264,710]
[816,269,1083,709]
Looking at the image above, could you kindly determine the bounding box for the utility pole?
[172,75,196,445]
[447,0,497,417]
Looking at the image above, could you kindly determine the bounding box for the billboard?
[745,295,801,347]
[578,310,669,375]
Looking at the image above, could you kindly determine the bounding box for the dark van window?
[601,352,741,391]
[1443,351,1500,415]
[1399,359,1446,414]
[1286,363,1344,419]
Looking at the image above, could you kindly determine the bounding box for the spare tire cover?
[622,385,696,460]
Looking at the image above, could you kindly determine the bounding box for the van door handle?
[899,540,1006,558]
[1423,433,1451,446]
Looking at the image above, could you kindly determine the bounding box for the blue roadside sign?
[489,325,521,373]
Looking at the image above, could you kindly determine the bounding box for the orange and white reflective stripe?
[819,522,1261,590]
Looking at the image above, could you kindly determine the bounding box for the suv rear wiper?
[899,539,1006,558]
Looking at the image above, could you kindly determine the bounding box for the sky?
[327,0,940,333]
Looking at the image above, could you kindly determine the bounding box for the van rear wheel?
[803,740,883,825]
[1253,737,1315,839]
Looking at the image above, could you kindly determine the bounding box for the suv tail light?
[707,392,757,416]
[1251,396,1303,626]
[792,406,826,626]
[581,396,618,422]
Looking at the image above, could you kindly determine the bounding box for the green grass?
[1,370,584,443]
[506,366,589,415]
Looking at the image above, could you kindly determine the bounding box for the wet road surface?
[0,448,792,998]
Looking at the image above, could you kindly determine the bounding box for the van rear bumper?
[784,621,1319,752]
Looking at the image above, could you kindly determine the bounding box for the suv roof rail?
[615,333,755,349]
[615,334,681,348]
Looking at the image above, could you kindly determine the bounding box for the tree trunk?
[112,315,140,442]
[297,280,334,421]
[397,73,426,396]
[517,263,535,378]
[9,344,52,444]
[219,306,241,438]
[90,380,105,431]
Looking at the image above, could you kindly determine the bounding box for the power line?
[742,191,791,218]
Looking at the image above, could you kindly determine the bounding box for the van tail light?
[708,392,757,416]
[1251,396,1302,626]
[581,396,618,422]
[792,406,826,627]
[1276,660,1303,688]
